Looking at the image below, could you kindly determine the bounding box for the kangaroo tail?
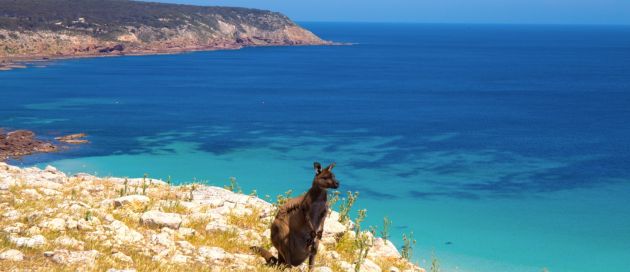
[250,246,278,265]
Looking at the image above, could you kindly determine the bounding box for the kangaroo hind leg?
[249,246,278,265]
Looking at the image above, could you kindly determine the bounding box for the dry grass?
[375,256,414,271]
[160,200,189,214]
[112,209,141,229]
[334,231,356,262]
[315,251,346,272]
[185,229,249,253]
[183,216,211,234]
[227,207,267,233]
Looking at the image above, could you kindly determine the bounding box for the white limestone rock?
[178,226,196,236]
[3,222,26,234]
[107,220,143,244]
[54,236,85,250]
[205,220,234,232]
[21,188,42,199]
[314,267,334,272]
[0,175,17,190]
[39,218,66,231]
[361,259,383,272]
[2,210,21,221]
[48,249,100,266]
[0,249,24,261]
[9,234,47,248]
[324,211,349,237]
[40,188,61,196]
[140,211,182,229]
[112,252,134,263]
[170,253,189,264]
[368,238,402,259]
[198,246,230,262]
[177,240,196,255]
[113,195,150,208]
[150,232,175,250]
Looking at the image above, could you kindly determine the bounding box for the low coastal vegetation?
[0,162,424,272]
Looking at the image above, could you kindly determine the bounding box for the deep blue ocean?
[2,23,630,271]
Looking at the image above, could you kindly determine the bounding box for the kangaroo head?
[313,162,339,189]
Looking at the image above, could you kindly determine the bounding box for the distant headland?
[0,0,331,70]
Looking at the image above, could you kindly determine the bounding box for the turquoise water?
[2,23,630,271]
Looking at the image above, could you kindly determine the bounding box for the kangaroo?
[252,162,340,271]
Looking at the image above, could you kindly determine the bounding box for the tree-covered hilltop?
[0,0,292,34]
[0,0,326,59]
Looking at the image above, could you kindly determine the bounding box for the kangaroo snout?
[332,179,340,189]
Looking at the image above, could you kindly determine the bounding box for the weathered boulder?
[40,188,61,196]
[177,240,196,255]
[177,227,196,238]
[150,232,175,250]
[113,195,150,208]
[361,259,383,272]
[369,238,402,259]
[106,220,143,244]
[39,218,66,231]
[0,175,17,190]
[324,212,348,236]
[47,249,100,266]
[2,209,21,221]
[314,267,334,272]
[205,221,234,232]
[0,249,24,261]
[198,246,229,262]
[112,252,134,263]
[9,234,47,248]
[21,188,42,199]
[3,222,25,234]
[140,211,182,229]
[54,236,85,250]
[170,253,189,264]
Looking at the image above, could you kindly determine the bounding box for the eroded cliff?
[0,0,328,61]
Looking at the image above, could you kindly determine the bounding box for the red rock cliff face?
[0,0,329,60]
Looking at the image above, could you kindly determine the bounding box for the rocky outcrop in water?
[0,163,424,271]
[55,133,89,144]
[0,129,91,161]
[0,130,56,161]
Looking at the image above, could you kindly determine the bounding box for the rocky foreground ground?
[0,162,424,272]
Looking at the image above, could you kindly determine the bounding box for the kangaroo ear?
[327,162,336,171]
[314,162,322,174]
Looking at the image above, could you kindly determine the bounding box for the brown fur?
[251,162,339,271]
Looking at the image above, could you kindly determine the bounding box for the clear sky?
[158,0,630,25]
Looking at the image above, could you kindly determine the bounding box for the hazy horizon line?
[294,20,630,27]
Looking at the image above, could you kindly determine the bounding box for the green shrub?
[339,191,359,224]
[401,231,416,261]
[381,216,391,241]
